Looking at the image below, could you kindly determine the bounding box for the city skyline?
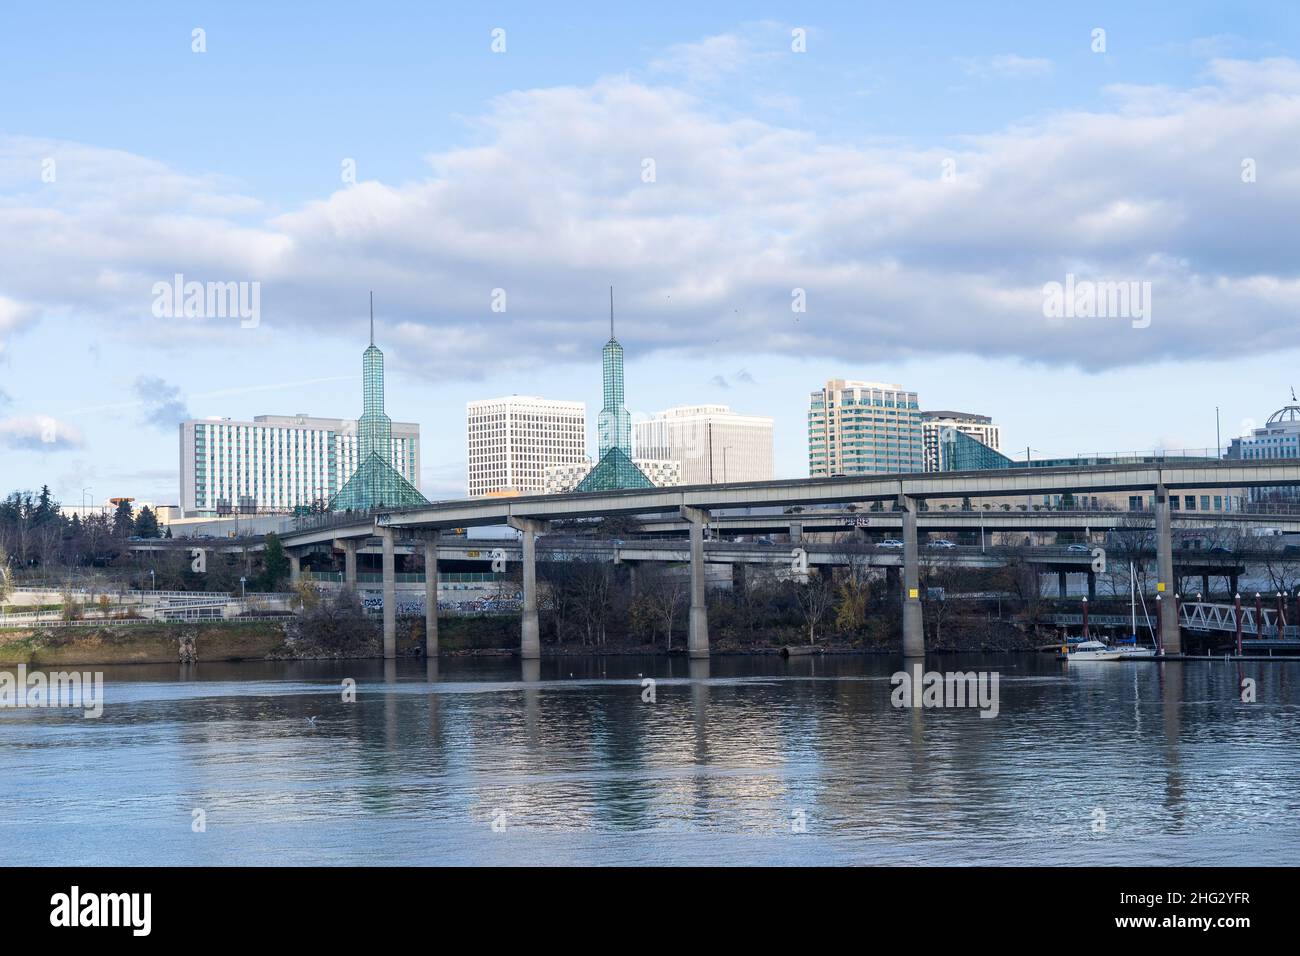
[4,2,1300,508]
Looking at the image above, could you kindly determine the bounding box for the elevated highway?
[219,459,1300,660]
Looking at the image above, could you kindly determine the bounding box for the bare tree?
[640,565,688,650]
[792,570,836,645]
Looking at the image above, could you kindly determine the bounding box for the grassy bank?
[0,621,289,666]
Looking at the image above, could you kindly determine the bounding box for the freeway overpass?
[258,459,1300,660]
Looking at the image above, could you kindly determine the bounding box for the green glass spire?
[579,288,652,493]
[359,291,393,461]
[329,294,428,512]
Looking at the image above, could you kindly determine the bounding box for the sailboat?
[1062,563,1159,661]
[1116,561,1159,659]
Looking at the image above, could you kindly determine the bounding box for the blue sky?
[2,1,1299,505]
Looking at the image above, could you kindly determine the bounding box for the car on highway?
[879,539,904,548]
[1065,543,1091,552]
[926,539,957,549]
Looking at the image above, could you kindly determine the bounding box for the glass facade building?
[808,379,923,476]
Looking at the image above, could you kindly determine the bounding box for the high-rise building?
[466,396,587,497]
[179,413,421,514]
[576,289,653,492]
[921,410,1001,472]
[634,404,774,485]
[807,379,922,477]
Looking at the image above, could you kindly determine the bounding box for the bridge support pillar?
[731,562,748,594]
[289,551,301,586]
[508,518,549,660]
[423,532,439,658]
[334,538,358,588]
[380,528,396,660]
[1202,574,1210,599]
[1154,483,1181,654]
[789,522,803,544]
[682,506,710,658]
[885,566,900,602]
[1057,570,1068,599]
[900,495,924,658]
[628,562,640,599]
[1087,570,1097,600]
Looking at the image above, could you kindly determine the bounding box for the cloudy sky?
[2,1,1299,506]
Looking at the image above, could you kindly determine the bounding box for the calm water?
[2,652,1299,865]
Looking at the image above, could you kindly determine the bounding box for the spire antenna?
[609,286,614,339]
[369,291,374,346]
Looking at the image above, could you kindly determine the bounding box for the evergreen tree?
[112,499,135,537]
[259,532,290,591]
[135,506,159,539]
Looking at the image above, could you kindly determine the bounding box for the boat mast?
[1130,561,1138,643]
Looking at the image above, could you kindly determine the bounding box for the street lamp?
[149,569,155,591]
[240,576,246,601]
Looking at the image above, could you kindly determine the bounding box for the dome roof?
[1266,404,1300,425]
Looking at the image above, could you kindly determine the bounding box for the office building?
[634,404,774,485]
[808,379,923,477]
[179,413,420,514]
[922,410,1001,472]
[467,396,588,497]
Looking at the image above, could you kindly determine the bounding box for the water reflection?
[1,653,1298,865]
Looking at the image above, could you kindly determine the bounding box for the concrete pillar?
[289,551,301,585]
[886,566,900,602]
[336,538,357,587]
[1087,570,1097,600]
[900,494,923,658]
[628,562,640,599]
[789,522,803,544]
[1154,483,1181,654]
[731,562,748,594]
[380,528,396,660]
[1201,573,1210,598]
[682,505,710,658]
[1057,570,1068,599]
[423,532,439,658]
[508,517,548,660]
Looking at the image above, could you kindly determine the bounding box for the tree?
[134,506,160,539]
[259,533,290,591]
[112,500,135,538]
[640,566,688,650]
[792,571,836,645]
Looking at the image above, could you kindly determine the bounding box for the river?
[2,653,1298,865]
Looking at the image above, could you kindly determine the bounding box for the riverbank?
[0,612,1054,665]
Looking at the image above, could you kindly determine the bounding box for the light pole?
[240,576,246,601]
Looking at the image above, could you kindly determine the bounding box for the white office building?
[179,414,421,514]
[921,410,1002,472]
[633,404,775,485]
[467,396,588,497]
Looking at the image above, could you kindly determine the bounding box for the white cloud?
[1,59,1299,374]
[0,415,85,451]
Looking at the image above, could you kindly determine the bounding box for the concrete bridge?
[253,459,1300,659]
